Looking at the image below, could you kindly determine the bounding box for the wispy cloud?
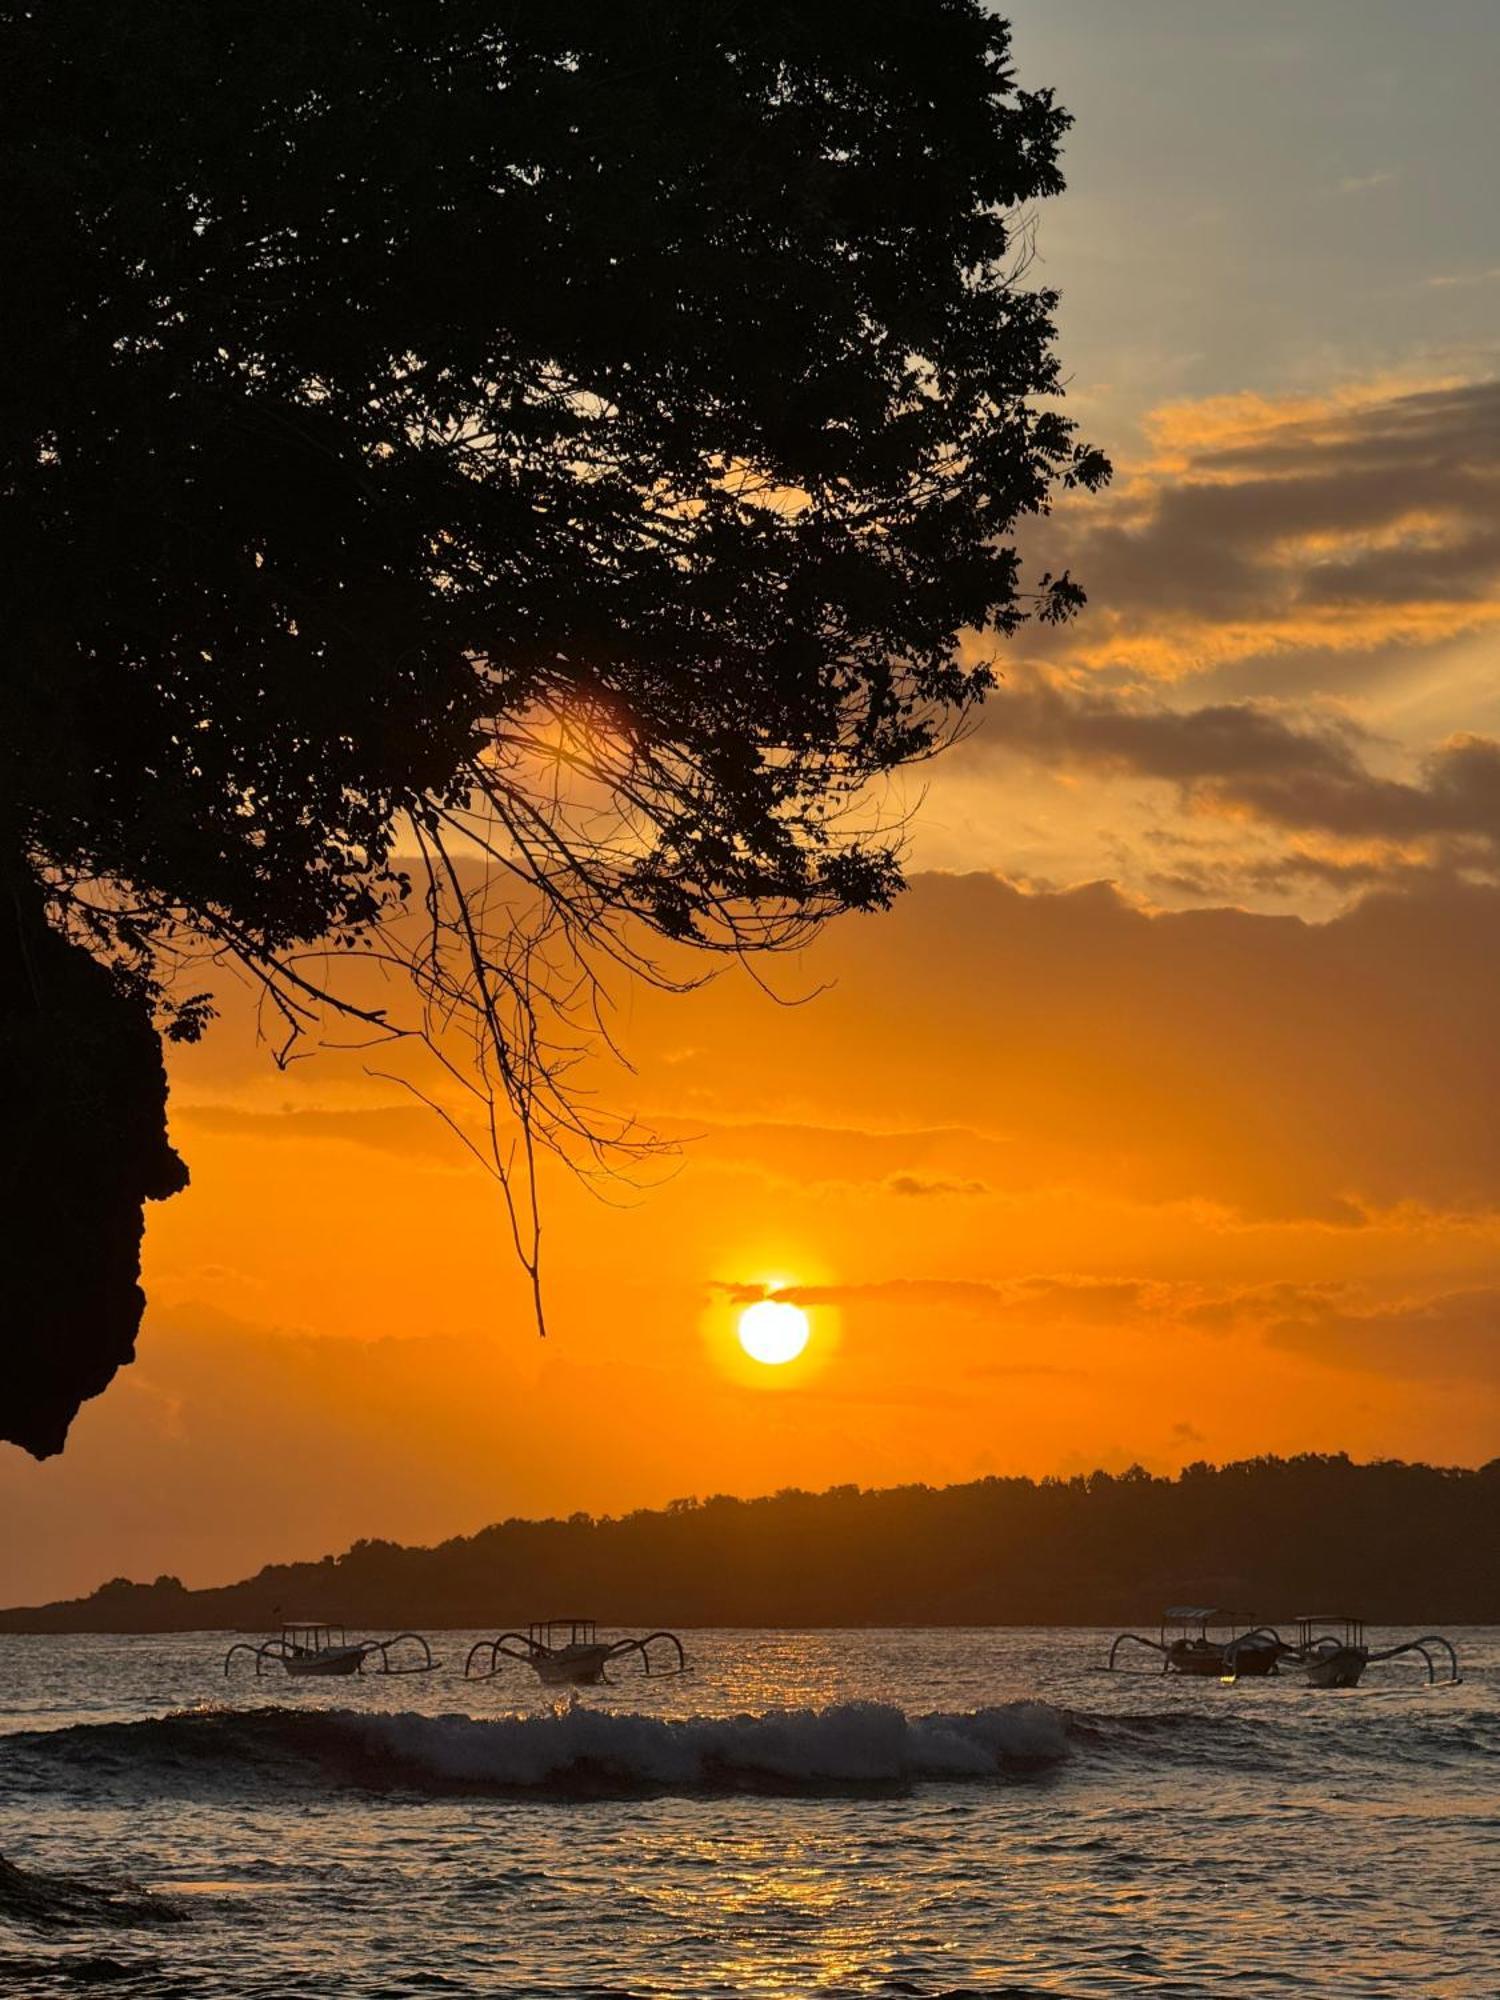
[1335,169,1397,196]
[716,1275,1151,1319]
[884,1174,989,1199]
[714,1270,1500,1395]
[177,1102,476,1166]
[1425,267,1500,289]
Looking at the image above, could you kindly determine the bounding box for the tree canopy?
[5,1457,1496,1630]
[1,0,1106,1452]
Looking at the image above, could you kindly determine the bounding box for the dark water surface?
[0,1628,1495,1995]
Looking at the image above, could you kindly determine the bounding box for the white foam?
[345,1699,1070,1791]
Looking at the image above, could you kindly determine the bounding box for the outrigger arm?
[1107,1631,1171,1672]
[1363,1634,1461,1685]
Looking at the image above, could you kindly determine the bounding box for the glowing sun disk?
[737,1300,811,1366]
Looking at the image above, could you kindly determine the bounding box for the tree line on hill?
[4,1454,1497,1632]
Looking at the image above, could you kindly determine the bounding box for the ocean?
[0,1627,1495,1996]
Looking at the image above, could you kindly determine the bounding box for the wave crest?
[4,1700,1071,1799]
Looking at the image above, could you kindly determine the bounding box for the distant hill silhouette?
[4,1455,1497,1632]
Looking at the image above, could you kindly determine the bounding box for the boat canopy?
[282,1622,347,1649]
[1295,1614,1366,1641]
[527,1618,598,1650]
[1164,1606,1218,1623]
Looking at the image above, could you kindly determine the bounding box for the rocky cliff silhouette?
[2,872,187,1457]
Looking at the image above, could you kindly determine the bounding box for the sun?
[737,1299,811,1367]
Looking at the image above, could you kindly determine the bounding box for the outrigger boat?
[1297,1615,1369,1689]
[1108,1607,1289,1677]
[1106,1610,1462,1687]
[465,1618,686,1687]
[224,1622,441,1678]
[1293,1616,1461,1689]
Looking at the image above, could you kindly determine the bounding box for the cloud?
[721,1276,1152,1321]
[776,1280,1152,1328]
[1267,1289,1500,1386]
[662,1118,1059,1201]
[1335,170,1397,196]
[975,671,1500,878]
[1175,1283,1344,1335]
[652,871,1500,1224]
[711,1266,1500,1406]
[177,1102,475,1165]
[667,1118,989,1193]
[719,1261,1500,1398]
[983,671,1366,785]
[884,1174,989,1199]
[1425,267,1500,290]
[1007,376,1500,686]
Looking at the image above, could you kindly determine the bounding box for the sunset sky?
[7,0,1499,1603]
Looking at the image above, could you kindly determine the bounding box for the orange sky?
[5,2,1498,1602]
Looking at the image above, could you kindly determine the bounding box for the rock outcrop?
[2,875,188,1457]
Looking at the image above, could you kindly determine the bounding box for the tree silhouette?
[1,0,1107,1453]
[2,1458,1494,1631]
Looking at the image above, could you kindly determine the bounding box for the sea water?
[0,1628,1495,1995]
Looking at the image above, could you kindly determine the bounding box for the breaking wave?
[3,1700,1073,1800]
[7,1695,1485,1804]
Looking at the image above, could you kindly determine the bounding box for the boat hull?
[1226,1644,1281,1677]
[531,1645,612,1686]
[1167,1646,1229,1675]
[283,1648,366,1677]
[1166,1635,1282,1677]
[1305,1646,1366,1689]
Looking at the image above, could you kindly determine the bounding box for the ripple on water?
[0,1628,1495,1997]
